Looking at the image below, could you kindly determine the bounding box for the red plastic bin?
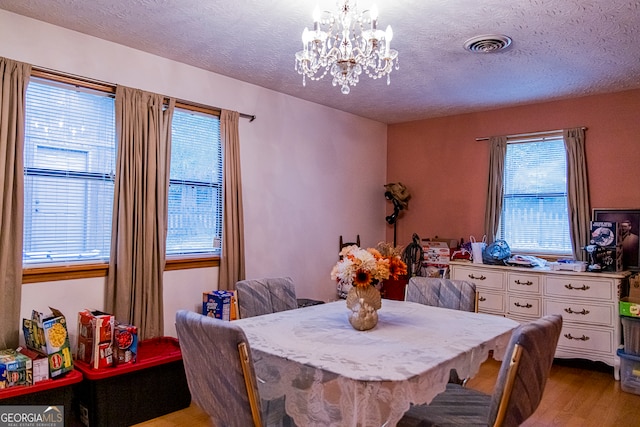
[73,337,191,426]
[0,369,83,426]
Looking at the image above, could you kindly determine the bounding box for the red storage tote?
[73,337,191,426]
[0,369,83,426]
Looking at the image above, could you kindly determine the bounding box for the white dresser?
[449,261,630,379]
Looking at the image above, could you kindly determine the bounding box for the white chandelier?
[295,1,399,94]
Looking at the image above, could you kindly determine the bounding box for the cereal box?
[230,291,238,320]
[114,323,138,365]
[422,241,451,267]
[17,346,49,384]
[22,307,73,378]
[76,309,115,369]
[95,342,114,369]
[0,349,32,388]
[203,290,233,320]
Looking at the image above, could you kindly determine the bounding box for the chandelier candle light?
[295,1,399,94]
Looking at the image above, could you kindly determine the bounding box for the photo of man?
[621,219,639,269]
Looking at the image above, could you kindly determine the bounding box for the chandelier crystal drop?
[295,1,399,94]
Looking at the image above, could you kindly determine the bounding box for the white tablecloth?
[234,299,518,427]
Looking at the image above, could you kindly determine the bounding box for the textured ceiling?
[1,0,640,124]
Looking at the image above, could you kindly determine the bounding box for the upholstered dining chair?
[405,276,479,385]
[235,277,298,319]
[405,277,478,312]
[175,310,263,426]
[175,310,293,427]
[339,234,361,251]
[398,314,563,427]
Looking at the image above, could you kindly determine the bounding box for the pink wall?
[0,9,388,341]
[387,89,640,247]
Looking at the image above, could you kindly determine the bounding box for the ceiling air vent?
[464,35,512,53]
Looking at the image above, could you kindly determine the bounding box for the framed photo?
[593,209,640,271]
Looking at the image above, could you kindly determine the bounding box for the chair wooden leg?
[239,342,263,427]
[492,344,523,427]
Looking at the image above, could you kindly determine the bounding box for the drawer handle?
[564,307,590,315]
[514,302,532,308]
[564,333,590,341]
[514,280,533,286]
[468,274,486,280]
[478,296,487,302]
[564,284,590,291]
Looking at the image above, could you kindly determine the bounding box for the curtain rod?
[476,127,587,141]
[31,66,256,122]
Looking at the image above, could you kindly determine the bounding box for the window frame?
[23,69,221,283]
[166,105,223,257]
[24,78,117,266]
[496,133,573,257]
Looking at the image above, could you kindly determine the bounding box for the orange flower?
[388,257,408,280]
[353,269,372,288]
[331,243,407,293]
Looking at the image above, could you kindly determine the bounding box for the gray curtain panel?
[564,127,590,261]
[219,110,245,291]
[0,57,30,349]
[106,85,174,340]
[483,136,507,242]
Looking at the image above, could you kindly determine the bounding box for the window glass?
[167,108,222,256]
[23,77,223,266]
[23,79,115,264]
[498,137,573,255]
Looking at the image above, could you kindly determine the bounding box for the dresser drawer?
[449,262,628,378]
[507,272,541,294]
[452,266,505,291]
[545,276,614,301]
[507,295,541,317]
[557,324,613,355]
[544,299,615,327]
[477,291,505,314]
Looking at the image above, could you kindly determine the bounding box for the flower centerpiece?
[375,241,408,281]
[331,243,407,330]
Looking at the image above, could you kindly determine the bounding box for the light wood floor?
[133,359,640,427]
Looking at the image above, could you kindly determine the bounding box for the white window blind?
[497,135,573,255]
[167,108,222,256]
[23,79,116,264]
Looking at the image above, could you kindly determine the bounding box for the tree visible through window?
[497,135,573,255]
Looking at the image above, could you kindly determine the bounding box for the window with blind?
[497,135,573,255]
[167,108,222,256]
[24,76,223,266]
[23,79,116,264]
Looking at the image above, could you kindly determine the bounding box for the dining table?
[233,298,519,427]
